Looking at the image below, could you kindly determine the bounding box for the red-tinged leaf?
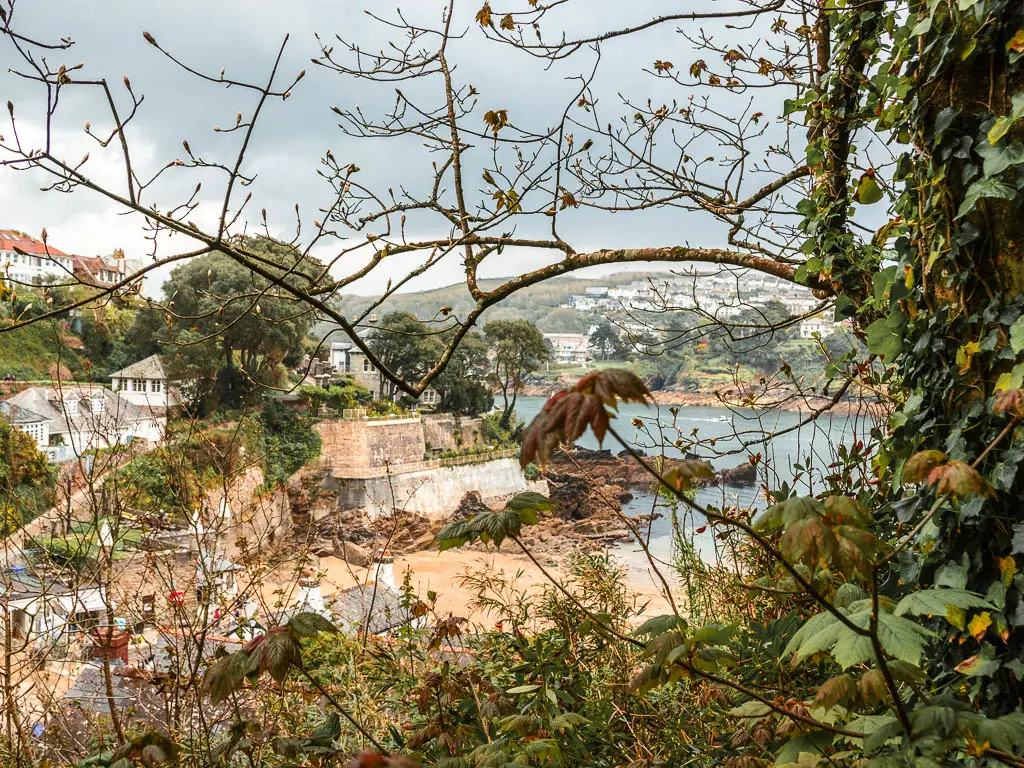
[475,2,492,26]
[926,461,992,498]
[499,13,514,30]
[823,495,872,528]
[780,516,838,567]
[814,674,857,711]
[903,450,947,483]
[577,368,652,408]
[858,669,888,706]
[662,460,715,492]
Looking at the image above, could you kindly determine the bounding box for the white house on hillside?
[2,384,165,460]
[543,333,591,366]
[0,230,75,285]
[109,355,179,409]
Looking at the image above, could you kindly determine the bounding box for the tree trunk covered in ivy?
[876,0,1024,711]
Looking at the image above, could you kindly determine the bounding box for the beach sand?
[311,549,675,626]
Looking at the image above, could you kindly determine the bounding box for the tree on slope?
[485,319,549,429]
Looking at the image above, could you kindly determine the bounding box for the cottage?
[0,401,50,448]
[109,354,179,410]
[2,563,108,646]
[2,384,165,461]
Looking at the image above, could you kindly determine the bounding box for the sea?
[514,395,877,587]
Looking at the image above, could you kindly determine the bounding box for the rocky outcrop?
[717,462,757,486]
[450,491,491,521]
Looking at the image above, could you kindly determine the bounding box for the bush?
[258,397,322,485]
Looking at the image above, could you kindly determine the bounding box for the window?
[131,379,145,392]
[66,399,78,415]
[150,380,162,393]
[21,422,44,444]
[91,396,105,414]
[362,359,370,372]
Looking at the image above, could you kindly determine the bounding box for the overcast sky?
[0,1,791,298]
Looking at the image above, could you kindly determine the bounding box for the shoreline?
[518,384,884,416]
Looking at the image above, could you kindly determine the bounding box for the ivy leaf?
[855,172,884,204]
[988,93,1024,145]
[1010,315,1024,354]
[955,178,1017,219]
[902,450,948,483]
[1007,29,1024,53]
[956,653,1000,677]
[967,611,992,641]
[865,317,903,360]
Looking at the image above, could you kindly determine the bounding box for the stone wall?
[205,465,291,559]
[339,457,533,519]
[315,417,425,468]
[421,414,484,452]
[422,414,457,452]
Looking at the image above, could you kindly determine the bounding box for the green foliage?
[298,376,372,415]
[436,491,552,549]
[156,238,317,410]
[256,396,322,486]
[0,414,56,532]
[485,319,550,427]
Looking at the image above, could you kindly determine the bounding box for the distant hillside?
[332,271,667,333]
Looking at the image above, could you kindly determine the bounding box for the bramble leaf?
[288,612,339,637]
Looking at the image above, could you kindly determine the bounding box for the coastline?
[519,383,884,416]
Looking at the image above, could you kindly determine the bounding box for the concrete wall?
[338,457,531,519]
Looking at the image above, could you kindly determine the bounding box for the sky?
[0,1,795,299]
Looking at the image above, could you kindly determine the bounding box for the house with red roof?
[0,230,76,286]
[1,230,143,291]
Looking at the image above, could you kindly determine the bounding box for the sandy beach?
[307,549,675,627]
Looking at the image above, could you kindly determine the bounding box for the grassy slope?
[0,321,84,379]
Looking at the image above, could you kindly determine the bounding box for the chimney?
[374,550,395,591]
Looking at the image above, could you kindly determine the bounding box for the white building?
[109,355,180,410]
[1,230,142,290]
[543,333,591,365]
[799,316,838,339]
[2,384,165,460]
[0,230,75,285]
